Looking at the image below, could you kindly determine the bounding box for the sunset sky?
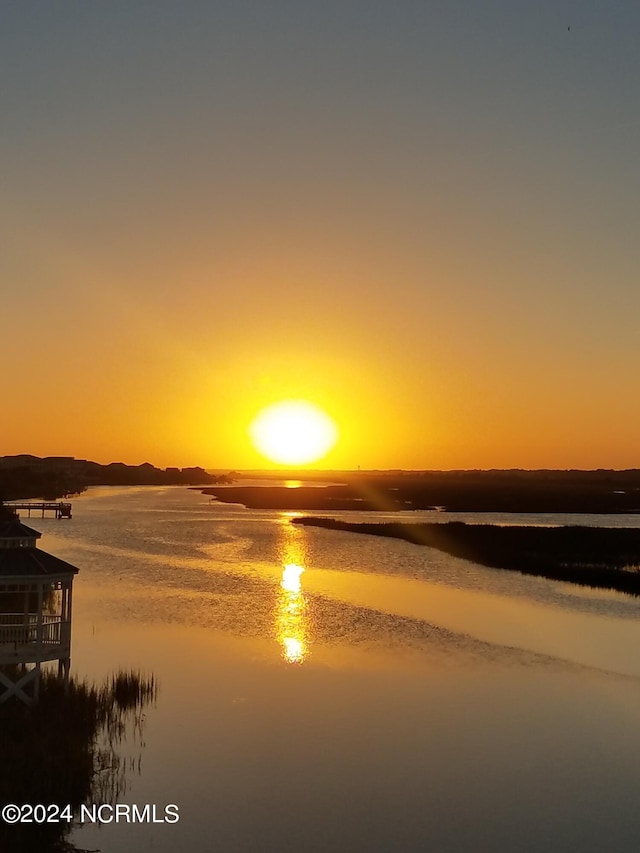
[3,2,639,470]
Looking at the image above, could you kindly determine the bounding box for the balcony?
[0,613,70,662]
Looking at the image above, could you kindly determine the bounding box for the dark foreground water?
[14,486,640,852]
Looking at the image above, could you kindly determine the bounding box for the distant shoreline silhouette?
[0,455,226,502]
[203,469,640,514]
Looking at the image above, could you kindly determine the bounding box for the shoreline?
[201,469,640,513]
[291,517,640,596]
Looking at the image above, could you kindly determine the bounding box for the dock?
[6,502,72,519]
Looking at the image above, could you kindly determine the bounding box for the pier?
[5,502,72,519]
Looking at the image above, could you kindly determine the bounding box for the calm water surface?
[24,486,640,852]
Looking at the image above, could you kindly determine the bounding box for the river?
[21,485,640,852]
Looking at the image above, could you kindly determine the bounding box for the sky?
[2,1,639,470]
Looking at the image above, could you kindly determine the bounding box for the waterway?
[19,486,640,852]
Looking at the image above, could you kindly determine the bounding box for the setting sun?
[249,400,338,465]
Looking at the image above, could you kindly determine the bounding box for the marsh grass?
[0,668,157,852]
[292,518,640,595]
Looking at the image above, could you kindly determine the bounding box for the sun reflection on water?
[282,563,304,593]
[276,520,310,664]
[284,480,303,489]
[278,563,308,663]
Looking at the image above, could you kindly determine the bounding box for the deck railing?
[0,613,64,647]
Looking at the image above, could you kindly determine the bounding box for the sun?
[249,400,338,466]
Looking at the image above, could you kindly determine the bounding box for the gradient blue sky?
[2,1,639,468]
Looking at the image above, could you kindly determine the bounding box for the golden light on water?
[249,399,338,466]
[282,563,304,593]
[282,636,305,664]
[277,563,307,664]
[275,520,310,664]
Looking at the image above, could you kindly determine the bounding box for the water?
[15,486,640,852]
